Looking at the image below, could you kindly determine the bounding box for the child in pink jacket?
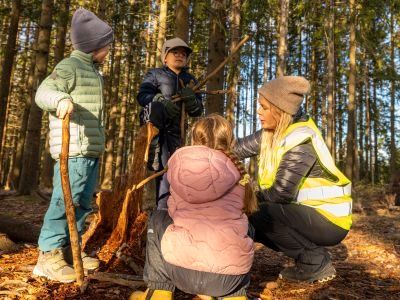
[131,114,257,300]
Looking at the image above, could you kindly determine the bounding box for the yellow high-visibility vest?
[258,118,352,230]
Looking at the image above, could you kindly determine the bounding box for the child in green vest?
[32,8,113,283]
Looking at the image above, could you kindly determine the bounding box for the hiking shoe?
[63,245,100,270]
[279,261,336,283]
[32,249,76,283]
[130,288,173,300]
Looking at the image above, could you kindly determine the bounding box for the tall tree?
[205,0,226,114]
[226,0,241,124]
[345,0,357,181]
[155,0,167,67]
[389,8,397,186]
[326,0,336,158]
[0,0,22,155]
[276,0,289,77]
[40,0,71,189]
[18,0,54,195]
[175,0,190,42]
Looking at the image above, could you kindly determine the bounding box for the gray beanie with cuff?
[258,76,310,115]
[71,8,114,54]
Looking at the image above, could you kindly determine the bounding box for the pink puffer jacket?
[161,145,254,275]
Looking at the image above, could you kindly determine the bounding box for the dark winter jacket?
[234,116,336,204]
[137,66,203,115]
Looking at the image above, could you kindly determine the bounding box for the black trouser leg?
[143,210,175,291]
[249,203,348,269]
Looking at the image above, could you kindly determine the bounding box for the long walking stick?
[60,113,86,290]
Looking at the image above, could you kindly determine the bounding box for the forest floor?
[0,185,400,300]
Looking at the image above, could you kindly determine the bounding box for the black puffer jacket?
[234,117,335,204]
[137,66,203,116]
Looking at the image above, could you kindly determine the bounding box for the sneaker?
[63,245,100,270]
[32,249,76,283]
[279,261,336,283]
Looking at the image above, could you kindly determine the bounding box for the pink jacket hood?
[167,145,241,203]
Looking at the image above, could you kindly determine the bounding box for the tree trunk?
[310,46,318,123]
[11,25,37,188]
[0,0,22,155]
[364,61,371,181]
[40,0,70,189]
[54,0,70,64]
[226,0,241,124]
[102,37,122,189]
[326,0,335,159]
[155,0,167,68]
[18,0,54,195]
[389,10,397,189]
[372,79,378,183]
[115,48,132,178]
[205,0,226,114]
[249,34,259,178]
[175,0,190,43]
[345,0,357,181]
[276,0,289,77]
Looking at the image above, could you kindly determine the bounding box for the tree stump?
[83,123,159,270]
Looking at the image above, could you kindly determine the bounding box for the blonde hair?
[259,110,293,177]
[191,114,258,214]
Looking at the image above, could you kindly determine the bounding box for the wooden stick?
[88,272,145,289]
[60,114,86,290]
[131,168,168,191]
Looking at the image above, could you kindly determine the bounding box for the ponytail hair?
[191,114,258,214]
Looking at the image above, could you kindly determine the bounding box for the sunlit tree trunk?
[276,0,289,77]
[155,0,167,67]
[326,0,335,159]
[345,0,357,181]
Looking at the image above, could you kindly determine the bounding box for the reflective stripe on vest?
[315,202,352,217]
[257,118,352,230]
[297,183,352,202]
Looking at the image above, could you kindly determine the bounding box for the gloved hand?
[153,93,180,119]
[56,98,73,119]
[179,87,198,112]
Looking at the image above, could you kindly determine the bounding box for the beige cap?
[161,37,192,63]
[258,76,310,115]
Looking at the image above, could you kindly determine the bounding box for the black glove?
[153,93,180,119]
[179,87,198,112]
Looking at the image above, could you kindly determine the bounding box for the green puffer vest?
[35,50,105,160]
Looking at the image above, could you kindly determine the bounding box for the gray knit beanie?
[258,76,310,115]
[161,37,192,63]
[71,8,113,54]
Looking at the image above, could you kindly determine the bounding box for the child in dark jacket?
[130,114,257,300]
[137,37,203,209]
